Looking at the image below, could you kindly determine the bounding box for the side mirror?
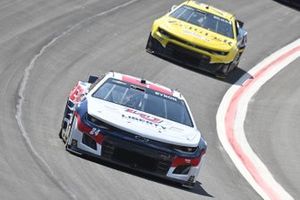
[88,75,99,84]
[237,30,247,49]
[170,5,177,12]
[236,20,244,28]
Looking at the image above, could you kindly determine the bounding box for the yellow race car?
[146,0,247,77]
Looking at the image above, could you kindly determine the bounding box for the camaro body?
[146,0,247,75]
[60,72,207,187]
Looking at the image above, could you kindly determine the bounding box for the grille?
[86,114,113,130]
[156,160,172,174]
[82,133,97,150]
[102,140,172,175]
[166,43,210,66]
[101,142,115,158]
[173,164,191,175]
[113,148,157,171]
[159,28,228,56]
[86,114,198,154]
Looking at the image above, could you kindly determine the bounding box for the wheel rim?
[62,121,72,143]
[230,54,241,71]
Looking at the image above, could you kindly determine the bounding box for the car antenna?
[178,90,182,98]
[173,88,181,97]
[141,78,146,84]
[110,70,115,77]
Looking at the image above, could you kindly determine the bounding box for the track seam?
[15,0,140,199]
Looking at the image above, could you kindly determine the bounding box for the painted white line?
[216,39,300,200]
[15,1,139,199]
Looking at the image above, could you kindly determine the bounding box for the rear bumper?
[66,118,205,185]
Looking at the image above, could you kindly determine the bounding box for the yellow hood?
[158,16,235,52]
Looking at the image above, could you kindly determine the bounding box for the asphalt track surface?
[0,0,299,199]
[246,58,300,200]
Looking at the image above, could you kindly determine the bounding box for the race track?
[0,0,299,199]
[246,58,300,200]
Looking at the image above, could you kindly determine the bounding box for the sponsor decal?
[125,108,162,123]
[168,20,176,24]
[75,113,104,144]
[183,29,209,42]
[89,127,101,137]
[122,108,166,130]
[213,15,231,24]
[154,91,177,102]
[122,75,173,96]
[69,82,88,103]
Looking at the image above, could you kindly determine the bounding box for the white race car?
[59,72,207,188]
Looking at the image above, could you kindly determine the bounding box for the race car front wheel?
[61,116,73,144]
[146,33,155,53]
[215,63,230,78]
[146,33,163,54]
[59,101,75,144]
[229,53,241,72]
[215,53,241,78]
[182,181,196,189]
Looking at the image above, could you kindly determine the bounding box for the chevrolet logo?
[160,154,171,161]
[135,135,149,143]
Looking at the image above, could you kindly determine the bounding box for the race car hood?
[158,16,235,51]
[87,97,201,147]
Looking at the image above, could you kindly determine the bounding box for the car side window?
[93,82,114,99]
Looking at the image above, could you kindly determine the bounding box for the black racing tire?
[215,63,230,79]
[146,33,163,54]
[229,53,241,72]
[182,182,196,189]
[64,116,74,147]
[215,53,241,78]
[60,99,75,143]
[59,103,68,140]
[59,128,63,139]
[59,102,69,141]
[61,114,74,144]
[146,33,155,53]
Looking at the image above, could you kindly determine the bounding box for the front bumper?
[66,117,205,185]
[147,31,233,74]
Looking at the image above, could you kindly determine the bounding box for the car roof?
[104,72,184,100]
[184,0,235,21]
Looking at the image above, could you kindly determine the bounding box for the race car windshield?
[92,78,193,127]
[170,5,234,38]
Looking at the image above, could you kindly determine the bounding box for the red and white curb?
[216,38,300,200]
